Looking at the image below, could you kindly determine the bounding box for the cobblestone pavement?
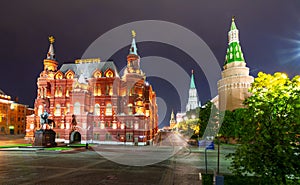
[0,133,205,185]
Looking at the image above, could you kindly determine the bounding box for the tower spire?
[190,70,196,89]
[230,16,237,31]
[47,36,55,60]
[225,17,245,65]
[129,30,138,55]
[186,70,199,111]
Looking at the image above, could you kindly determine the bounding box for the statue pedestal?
[34,129,57,147]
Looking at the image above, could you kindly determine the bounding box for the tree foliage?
[177,101,217,139]
[219,108,248,142]
[230,72,300,184]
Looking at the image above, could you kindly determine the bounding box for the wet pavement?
[0,133,203,185]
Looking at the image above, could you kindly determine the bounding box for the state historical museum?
[25,33,158,145]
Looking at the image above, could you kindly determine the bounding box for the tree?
[219,108,248,143]
[230,72,300,184]
[199,101,219,139]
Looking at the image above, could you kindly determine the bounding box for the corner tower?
[186,70,200,111]
[217,17,254,111]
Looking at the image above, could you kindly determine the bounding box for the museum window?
[38,105,43,116]
[94,104,100,116]
[105,70,114,78]
[74,102,81,115]
[66,72,74,79]
[94,71,101,78]
[94,133,100,140]
[128,104,133,115]
[66,88,69,97]
[54,104,61,116]
[105,133,112,141]
[100,122,105,129]
[66,103,70,113]
[105,103,112,116]
[126,133,133,141]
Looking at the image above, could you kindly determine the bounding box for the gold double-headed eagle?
[49,36,55,44]
[131,30,136,38]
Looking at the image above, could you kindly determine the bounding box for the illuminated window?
[66,103,70,113]
[94,71,102,78]
[58,87,63,97]
[94,104,100,116]
[66,72,74,79]
[100,122,105,129]
[105,70,114,77]
[128,104,133,115]
[66,88,69,97]
[38,105,43,116]
[134,123,139,130]
[105,103,112,116]
[56,73,63,79]
[54,104,61,116]
[94,85,101,96]
[74,102,81,115]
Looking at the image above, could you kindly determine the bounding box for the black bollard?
[85,143,89,149]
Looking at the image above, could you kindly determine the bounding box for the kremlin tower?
[186,70,201,111]
[217,18,254,111]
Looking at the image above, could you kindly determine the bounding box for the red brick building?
[25,34,158,145]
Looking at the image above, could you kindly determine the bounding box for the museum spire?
[129,30,138,56]
[47,36,55,60]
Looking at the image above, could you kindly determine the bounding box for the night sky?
[0,1,300,126]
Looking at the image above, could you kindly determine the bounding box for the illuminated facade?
[0,90,34,135]
[25,33,158,145]
[218,18,254,111]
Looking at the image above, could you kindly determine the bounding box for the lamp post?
[217,134,220,174]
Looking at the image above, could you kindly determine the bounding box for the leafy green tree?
[219,110,235,142]
[219,108,248,143]
[230,72,300,184]
[199,101,219,140]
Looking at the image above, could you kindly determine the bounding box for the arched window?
[105,69,114,78]
[93,71,102,78]
[66,72,74,79]
[54,104,61,116]
[105,103,112,116]
[94,104,100,116]
[38,105,43,116]
[55,73,63,79]
[74,102,81,115]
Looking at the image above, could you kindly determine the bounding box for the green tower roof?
[190,70,196,89]
[224,17,245,65]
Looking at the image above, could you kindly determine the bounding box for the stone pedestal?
[34,129,57,147]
